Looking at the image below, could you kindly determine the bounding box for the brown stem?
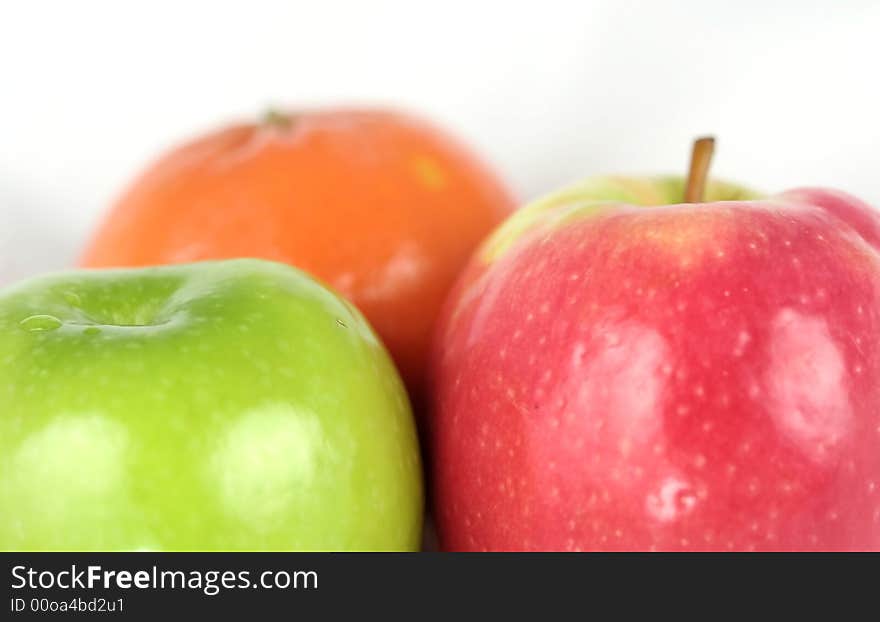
[262,108,294,129]
[684,136,715,203]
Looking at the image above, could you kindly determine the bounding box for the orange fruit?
[81,108,516,401]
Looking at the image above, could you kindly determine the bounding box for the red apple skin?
[781,188,880,251]
[430,188,880,551]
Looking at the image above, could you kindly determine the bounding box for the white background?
[1,0,879,284]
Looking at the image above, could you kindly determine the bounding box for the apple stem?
[684,136,715,203]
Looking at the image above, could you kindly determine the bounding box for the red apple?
[429,139,880,551]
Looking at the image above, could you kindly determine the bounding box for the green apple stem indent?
[684,136,715,203]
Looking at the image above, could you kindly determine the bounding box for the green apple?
[0,259,423,551]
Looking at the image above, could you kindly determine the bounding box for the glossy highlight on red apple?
[429,139,880,551]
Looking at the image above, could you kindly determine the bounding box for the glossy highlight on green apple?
[0,259,423,551]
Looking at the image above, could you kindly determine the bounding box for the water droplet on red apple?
[646,475,698,523]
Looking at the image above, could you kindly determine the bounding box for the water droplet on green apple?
[19,314,63,332]
[63,291,82,307]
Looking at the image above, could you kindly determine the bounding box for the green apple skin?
[0,259,423,551]
[479,176,759,263]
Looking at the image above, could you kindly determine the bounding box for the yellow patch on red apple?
[614,206,738,269]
